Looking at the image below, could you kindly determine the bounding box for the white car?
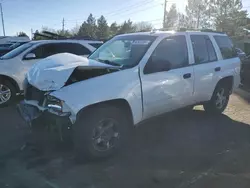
[0,39,103,106]
[18,31,240,160]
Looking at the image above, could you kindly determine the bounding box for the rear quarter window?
[213,36,238,59]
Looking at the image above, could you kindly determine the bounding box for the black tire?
[203,83,230,114]
[73,104,130,161]
[0,80,17,107]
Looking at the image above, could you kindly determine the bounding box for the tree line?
[27,0,249,40]
[165,0,250,36]
[32,14,153,40]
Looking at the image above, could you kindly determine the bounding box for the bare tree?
[134,21,153,32]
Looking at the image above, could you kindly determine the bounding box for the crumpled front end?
[17,88,74,142]
[17,53,119,141]
[17,79,76,142]
[17,100,73,142]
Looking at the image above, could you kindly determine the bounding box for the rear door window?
[28,43,91,59]
[191,35,217,64]
[206,37,217,62]
[59,43,91,55]
[214,36,238,59]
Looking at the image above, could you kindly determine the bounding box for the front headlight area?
[45,95,71,116]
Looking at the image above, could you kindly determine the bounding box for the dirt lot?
[1,89,250,188]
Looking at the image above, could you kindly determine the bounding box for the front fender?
[50,67,143,125]
[0,60,24,90]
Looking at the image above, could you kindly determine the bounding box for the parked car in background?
[0,42,28,56]
[18,31,240,160]
[236,47,247,60]
[240,54,250,87]
[0,39,103,106]
[0,36,30,45]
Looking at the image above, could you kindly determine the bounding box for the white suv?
[18,31,240,160]
[0,39,103,106]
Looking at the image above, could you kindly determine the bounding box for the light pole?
[0,3,5,36]
[163,0,167,28]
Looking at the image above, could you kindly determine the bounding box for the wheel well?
[216,76,234,93]
[77,99,134,125]
[0,75,20,92]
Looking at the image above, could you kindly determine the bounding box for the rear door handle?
[183,73,191,79]
[215,67,221,72]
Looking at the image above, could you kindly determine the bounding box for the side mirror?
[25,53,36,59]
[144,56,171,74]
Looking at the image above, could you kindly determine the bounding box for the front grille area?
[24,83,46,105]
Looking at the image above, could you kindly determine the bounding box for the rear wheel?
[203,84,230,114]
[73,105,130,160]
[0,80,17,107]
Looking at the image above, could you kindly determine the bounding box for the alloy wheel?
[0,84,11,105]
[92,118,120,152]
[215,88,227,109]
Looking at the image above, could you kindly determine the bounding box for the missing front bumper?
[17,101,41,127]
[17,101,72,141]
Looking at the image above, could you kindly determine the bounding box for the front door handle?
[183,73,191,79]
[215,67,221,72]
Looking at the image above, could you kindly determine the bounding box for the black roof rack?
[33,32,55,39]
[33,31,62,40]
[43,31,64,38]
[33,31,99,41]
[66,36,97,40]
[158,28,225,34]
[199,29,225,34]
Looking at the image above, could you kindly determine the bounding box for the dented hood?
[27,53,115,91]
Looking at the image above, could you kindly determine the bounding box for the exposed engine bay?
[65,67,120,86]
[24,66,120,109]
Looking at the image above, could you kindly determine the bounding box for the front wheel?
[203,84,230,114]
[73,105,130,160]
[0,80,17,107]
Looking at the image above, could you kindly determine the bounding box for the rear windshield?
[214,36,238,59]
[1,42,34,59]
[89,43,103,49]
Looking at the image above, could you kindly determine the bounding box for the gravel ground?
[1,89,250,188]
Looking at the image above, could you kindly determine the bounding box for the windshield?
[1,42,34,59]
[0,43,12,48]
[89,35,157,68]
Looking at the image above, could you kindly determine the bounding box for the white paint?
[50,67,143,124]
[0,39,101,91]
[27,53,114,91]
[24,31,241,125]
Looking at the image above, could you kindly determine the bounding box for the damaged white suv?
[18,31,241,160]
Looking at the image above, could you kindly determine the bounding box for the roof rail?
[200,29,225,34]
[65,36,97,40]
[156,28,225,34]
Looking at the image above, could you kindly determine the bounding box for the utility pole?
[196,5,201,29]
[31,28,33,39]
[163,0,167,28]
[0,3,5,36]
[62,18,65,32]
